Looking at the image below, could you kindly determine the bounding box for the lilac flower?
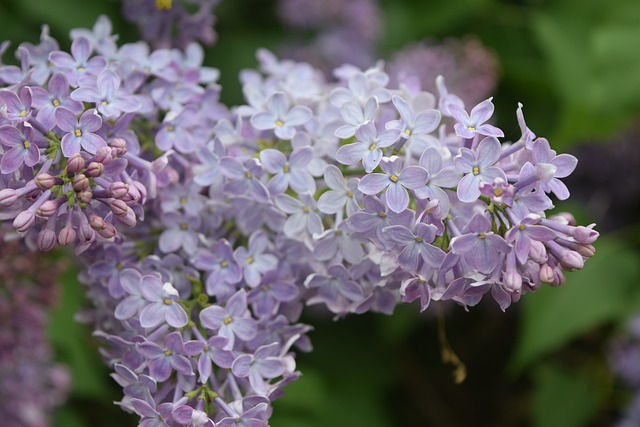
[413,147,460,215]
[155,105,199,153]
[530,137,578,200]
[448,98,504,139]
[317,165,362,215]
[0,123,40,173]
[217,399,270,427]
[71,69,141,117]
[31,72,83,129]
[358,156,427,213]
[172,405,214,427]
[232,342,286,395]
[313,222,365,264]
[334,97,378,139]
[0,87,32,122]
[234,230,278,287]
[136,332,193,382]
[450,214,511,274]
[191,240,242,298]
[329,71,391,107]
[259,147,316,194]
[184,336,234,382]
[505,214,556,264]
[454,136,507,203]
[111,363,156,404]
[55,107,107,157]
[385,95,441,139]
[48,36,106,86]
[193,140,225,187]
[347,195,414,249]
[400,275,431,312]
[131,399,174,427]
[305,264,364,312]
[274,193,323,237]
[335,121,400,172]
[251,91,312,140]
[199,289,258,350]
[382,223,445,271]
[220,156,270,203]
[138,275,188,329]
[247,270,299,318]
[114,268,149,320]
[158,211,201,255]
[480,177,515,206]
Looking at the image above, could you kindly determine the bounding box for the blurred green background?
[2,0,640,426]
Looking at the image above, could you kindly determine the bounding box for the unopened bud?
[37,229,57,251]
[35,173,57,190]
[85,162,104,177]
[37,200,59,217]
[97,222,116,239]
[0,189,18,207]
[89,215,106,231]
[13,210,35,233]
[67,154,85,174]
[110,182,129,199]
[504,271,522,292]
[93,146,113,164]
[539,264,554,283]
[573,226,599,244]
[116,208,136,227]
[58,226,77,245]
[77,190,93,204]
[110,137,127,157]
[110,199,128,217]
[73,174,90,191]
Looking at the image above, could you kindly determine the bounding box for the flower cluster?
[0,233,70,427]
[0,13,598,427]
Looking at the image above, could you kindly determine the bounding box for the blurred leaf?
[532,364,603,427]
[53,407,85,427]
[48,267,112,399]
[510,237,640,373]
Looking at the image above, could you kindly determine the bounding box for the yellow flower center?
[467,126,476,131]
[303,206,311,213]
[23,140,30,149]
[221,260,229,268]
[19,110,27,117]
[405,128,412,135]
[472,166,480,176]
[261,285,269,292]
[74,129,82,137]
[369,143,377,151]
[415,236,423,242]
[346,191,353,198]
[493,188,503,197]
[163,298,172,305]
[101,100,108,106]
[246,256,254,265]
[180,223,188,230]
[164,349,172,356]
[117,262,124,270]
[478,232,487,239]
[378,213,386,218]
[389,175,399,182]
[52,99,60,107]
[275,120,284,127]
[180,196,187,205]
[283,164,290,173]
[518,224,525,231]
[156,0,172,10]
[167,125,175,132]
[245,171,253,179]
[223,316,233,325]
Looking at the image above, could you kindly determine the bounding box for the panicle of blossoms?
[387,37,499,109]
[121,0,220,49]
[0,233,71,427]
[0,16,227,252]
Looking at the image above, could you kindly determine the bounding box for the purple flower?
[0,123,40,173]
[251,91,312,140]
[232,342,286,395]
[184,336,234,382]
[136,332,193,382]
[217,399,269,427]
[530,137,578,200]
[114,268,148,320]
[317,165,362,215]
[172,405,214,427]
[305,264,364,313]
[138,275,189,329]
[505,214,556,264]
[347,195,414,249]
[220,156,270,203]
[158,211,201,255]
[155,105,199,153]
[334,97,378,139]
[274,193,323,237]
[199,289,258,350]
[450,213,511,274]
[335,121,400,172]
[234,230,278,288]
[259,146,316,195]
[71,69,141,118]
[454,136,507,203]
[448,97,504,139]
[400,276,431,312]
[382,223,445,271]
[48,36,107,86]
[358,156,427,213]
[413,147,460,215]
[313,222,365,265]
[385,95,441,139]
[247,270,299,318]
[0,87,32,122]
[31,72,83,129]
[55,107,107,156]
[191,240,242,298]
[131,399,174,427]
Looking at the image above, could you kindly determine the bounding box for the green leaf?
[509,237,640,373]
[52,406,85,427]
[532,364,603,427]
[47,267,112,399]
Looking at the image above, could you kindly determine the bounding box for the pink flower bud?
[110,137,127,157]
[93,146,113,164]
[539,264,554,283]
[97,222,116,239]
[58,226,77,245]
[13,210,35,233]
[79,222,95,243]
[573,225,598,244]
[37,228,57,251]
[504,270,522,292]
[116,208,136,227]
[110,199,128,217]
[89,215,106,231]
[73,174,90,191]
[85,162,104,177]
[35,173,57,190]
[37,200,59,217]
[77,191,93,204]
[110,182,129,199]
[0,189,18,207]
[559,250,584,270]
[67,154,86,174]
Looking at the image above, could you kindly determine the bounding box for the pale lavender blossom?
[137,332,193,382]
[48,36,106,86]
[260,147,316,194]
[55,107,107,156]
[385,95,441,140]
[448,98,504,139]
[232,342,286,396]
[454,136,507,203]
[317,165,362,215]
[382,223,445,271]
[334,97,378,139]
[0,123,40,173]
[0,87,32,122]
[31,72,83,129]
[530,137,578,200]
[158,211,201,255]
[251,91,312,140]
[450,214,511,274]
[274,192,323,237]
[234,230,278,288]
[413,147,460,215]
[335,121,400,173]
[199,289,258,350]
[138,275,188,329]
[184,335,234,382]
[70,69,141,117]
